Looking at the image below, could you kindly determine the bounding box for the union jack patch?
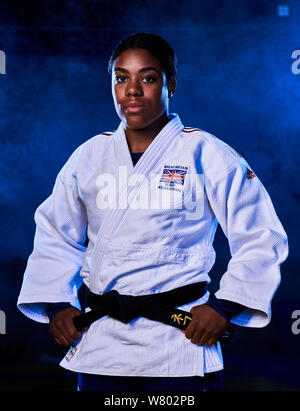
[160,166,188,185]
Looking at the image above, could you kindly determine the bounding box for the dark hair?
[108,32,177,82]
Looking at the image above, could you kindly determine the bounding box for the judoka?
[17,32,288,391]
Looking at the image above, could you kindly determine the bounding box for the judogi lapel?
[89,113,184,293]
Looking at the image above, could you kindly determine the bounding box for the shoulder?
[75,129,116,157]
[182,126,243,161]
[182,126,251,179]
[81,130,116,149]
[59,130,116,177]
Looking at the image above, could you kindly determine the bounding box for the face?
[111,48,175,130]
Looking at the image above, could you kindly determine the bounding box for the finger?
[57,311,82,342]
[54,333,71,347]
[68,309,84,339]
[206,338,217,347]
[53,328,72,346]
[63,327,80,345]
[54,321,78,346]
[191,328,203,345]
[198,332,212,347]
[184,322,196,340]
[50,324,64,344]
[64,319,81,341]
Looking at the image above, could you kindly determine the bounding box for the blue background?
[0,0,299,390]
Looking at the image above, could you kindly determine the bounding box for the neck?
[125,113,171,153]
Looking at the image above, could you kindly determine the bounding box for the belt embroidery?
[171,312,192,326]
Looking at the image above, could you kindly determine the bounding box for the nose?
[126,78,143,97]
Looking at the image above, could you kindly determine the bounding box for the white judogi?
[17,113,288,376]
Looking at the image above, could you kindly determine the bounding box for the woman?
[17,33,288,391]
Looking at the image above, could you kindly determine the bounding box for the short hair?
[108,32,177,82]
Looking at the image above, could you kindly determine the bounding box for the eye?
[142,76,155,83]
[115,76,127,83]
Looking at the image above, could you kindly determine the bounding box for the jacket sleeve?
[205,160,288,327]
[17,146,88,323]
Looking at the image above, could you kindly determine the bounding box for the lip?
[125,106,145,113]
[124,101,145,108]
[123,101,145,114]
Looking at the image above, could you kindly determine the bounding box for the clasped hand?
[183,304,229,346]
[49,307,87,346]
[50,305,228,347]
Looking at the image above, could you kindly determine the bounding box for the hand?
[184,304,229,346]
[49,307,87,346]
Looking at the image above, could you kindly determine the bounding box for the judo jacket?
[17,113,288,376]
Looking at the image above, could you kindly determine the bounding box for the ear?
[167,78,177,98]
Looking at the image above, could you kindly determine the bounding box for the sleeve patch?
[247,168,257,179]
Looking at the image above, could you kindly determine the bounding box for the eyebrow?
[114,66,160,74]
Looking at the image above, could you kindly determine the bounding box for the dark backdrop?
[0,0,299,391]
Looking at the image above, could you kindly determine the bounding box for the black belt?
[73,282,233,343]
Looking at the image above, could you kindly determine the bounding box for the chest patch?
[158,165,189,193]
